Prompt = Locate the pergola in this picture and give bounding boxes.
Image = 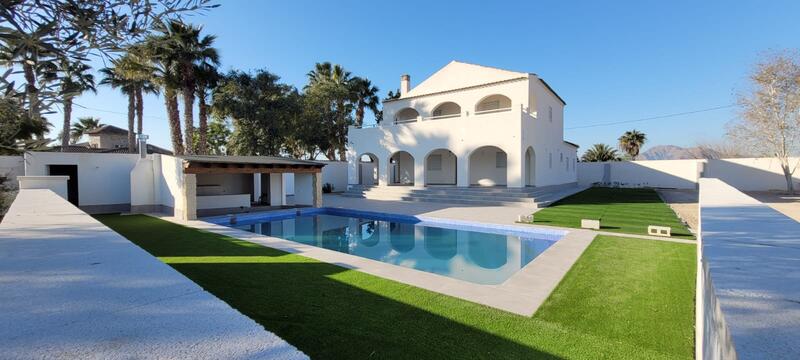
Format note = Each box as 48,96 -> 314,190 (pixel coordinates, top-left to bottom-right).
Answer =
178,155 -> 326,219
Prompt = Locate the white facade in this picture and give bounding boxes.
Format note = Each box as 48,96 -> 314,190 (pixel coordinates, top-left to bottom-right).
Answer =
348,61 -> 578,188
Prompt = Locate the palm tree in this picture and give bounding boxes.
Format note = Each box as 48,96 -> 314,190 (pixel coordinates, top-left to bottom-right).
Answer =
350,77 -> 380,128
151,20 -> 219,155
58,61 -> 96,151
194,63 -> 219,155
306,62 -> 352,88
618,129 -> 647,159
581,144 -> 621,162
144,22 -> 185,155
99,63 -> 137,152
69,117 -> 103,144
120,46 -> 160,139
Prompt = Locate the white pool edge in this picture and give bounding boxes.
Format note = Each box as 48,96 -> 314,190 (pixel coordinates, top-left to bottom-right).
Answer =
153,212 -> 595,316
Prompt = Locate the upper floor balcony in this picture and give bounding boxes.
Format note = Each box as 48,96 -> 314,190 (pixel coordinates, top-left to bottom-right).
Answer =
358,94 -> 533,129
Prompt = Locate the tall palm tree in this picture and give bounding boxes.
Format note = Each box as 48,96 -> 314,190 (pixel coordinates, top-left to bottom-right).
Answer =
59,61 -> 96,150
70,117 -> 103,144
306,62 -> 353,160
194,63 -> 219,155
120,46 -> 160,139
350,77 -> 380,128
581,144 -> 621,162
99,62 -> 137,152
618,129 -> 647,159
144,22 -> 185,155
152,20 -> 219,155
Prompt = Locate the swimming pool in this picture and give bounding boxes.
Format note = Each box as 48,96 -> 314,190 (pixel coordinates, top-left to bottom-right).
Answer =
208,208 -> 564,285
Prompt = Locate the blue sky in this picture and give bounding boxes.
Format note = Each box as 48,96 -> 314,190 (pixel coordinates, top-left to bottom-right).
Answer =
63,0 -> 800,154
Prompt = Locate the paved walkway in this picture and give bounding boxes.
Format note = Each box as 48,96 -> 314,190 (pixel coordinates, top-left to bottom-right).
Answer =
746,191 -> 800,222
0,190 -> 307,360
700,179 -> 800,358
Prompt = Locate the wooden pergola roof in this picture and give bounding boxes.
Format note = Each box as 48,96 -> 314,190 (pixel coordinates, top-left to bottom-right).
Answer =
181,155 -> 325,174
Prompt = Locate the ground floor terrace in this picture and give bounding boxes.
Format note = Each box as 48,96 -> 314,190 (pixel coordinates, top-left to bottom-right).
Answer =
352,145 -> 577,188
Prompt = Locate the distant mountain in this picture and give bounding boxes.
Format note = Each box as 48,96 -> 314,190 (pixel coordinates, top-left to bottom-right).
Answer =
637,145 -> 719,160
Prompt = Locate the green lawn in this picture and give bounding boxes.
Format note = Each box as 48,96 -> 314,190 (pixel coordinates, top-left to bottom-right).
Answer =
96,214 -> 695,360
532,187 -> 695,239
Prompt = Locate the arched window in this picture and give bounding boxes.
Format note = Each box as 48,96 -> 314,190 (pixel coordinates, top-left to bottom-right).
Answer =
395,108 -> 419,124
430,102 -> 461,119
475,94 -> 512,114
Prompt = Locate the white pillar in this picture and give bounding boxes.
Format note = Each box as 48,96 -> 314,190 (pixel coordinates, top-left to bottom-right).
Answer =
253,173 -> 262,203
269,173 -> 286,206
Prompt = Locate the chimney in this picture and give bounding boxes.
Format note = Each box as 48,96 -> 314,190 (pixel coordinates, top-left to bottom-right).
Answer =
137,134 -> 149,159
400,74 -> 410,96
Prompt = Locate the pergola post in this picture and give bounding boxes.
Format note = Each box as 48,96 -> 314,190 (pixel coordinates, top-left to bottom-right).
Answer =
312,171 -> 323,208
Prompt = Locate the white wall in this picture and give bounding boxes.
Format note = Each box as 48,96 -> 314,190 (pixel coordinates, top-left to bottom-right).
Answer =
577,157 -> 800,191
0,156 -> 24,190
468,147 -> 507,186
318,161 -> 348,192
17,176 -> 69,200
24,152 -> 139,208
196,173 -> 252,195
706,157 -> 800,191
424,150 -> 457,185
293,173 -> 313,205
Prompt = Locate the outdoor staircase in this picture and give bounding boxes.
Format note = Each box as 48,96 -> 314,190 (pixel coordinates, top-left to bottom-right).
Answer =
342,183 -> 586,208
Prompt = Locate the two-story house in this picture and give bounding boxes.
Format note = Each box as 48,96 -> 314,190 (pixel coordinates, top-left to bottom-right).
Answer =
347,61 -> 578,197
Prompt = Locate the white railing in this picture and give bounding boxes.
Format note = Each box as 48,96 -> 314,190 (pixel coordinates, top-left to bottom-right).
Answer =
423,113 -> 461,121
473,107 -> 512,116
394,116 -> 420,125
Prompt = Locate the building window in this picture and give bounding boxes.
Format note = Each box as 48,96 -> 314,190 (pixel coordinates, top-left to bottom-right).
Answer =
496,152 -> 507,168
428,154 -> 442,171
548,106 -> 553,122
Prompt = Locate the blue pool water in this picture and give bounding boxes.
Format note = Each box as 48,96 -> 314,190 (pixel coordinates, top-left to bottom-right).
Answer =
212,209 -> 563,285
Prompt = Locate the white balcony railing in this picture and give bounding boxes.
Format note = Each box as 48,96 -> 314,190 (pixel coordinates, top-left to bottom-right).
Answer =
423,113 -> 461,121
394,117 -> 419,125
473,107 -> 512,116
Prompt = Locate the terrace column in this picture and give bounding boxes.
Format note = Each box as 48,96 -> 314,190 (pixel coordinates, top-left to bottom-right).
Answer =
269,173 -> 286,206
252,173 -> 261,203
312,171 -> 323,207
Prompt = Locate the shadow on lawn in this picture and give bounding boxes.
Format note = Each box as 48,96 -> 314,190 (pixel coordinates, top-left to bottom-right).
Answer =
96,215 -> 562,360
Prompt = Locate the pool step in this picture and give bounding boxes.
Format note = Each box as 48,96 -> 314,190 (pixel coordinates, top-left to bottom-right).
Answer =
342,183 -> 586,208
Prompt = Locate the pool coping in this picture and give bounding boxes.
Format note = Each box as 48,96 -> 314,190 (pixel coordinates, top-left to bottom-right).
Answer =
154,210 -> 595,316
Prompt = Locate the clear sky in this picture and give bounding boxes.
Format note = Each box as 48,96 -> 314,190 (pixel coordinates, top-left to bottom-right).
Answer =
63,0 -> 800,154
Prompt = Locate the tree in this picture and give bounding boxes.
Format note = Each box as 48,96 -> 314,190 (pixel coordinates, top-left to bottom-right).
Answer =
195,62 -> 220,154
729,52 -> 800,193
192,117 -> 231,155
99,62 -> 137,152
155,20 -> 219,155
304,62 -> 354,160
0,0 -> 216,119
581,144 -> 621,162
0,95 -> 51,154
58,61 -> 95,150
144,23 -> 185,155
350,77 -> 380,128
119,46 -> 159,141
212,69 -> 298,156
618,129 -> 647,159
70,117 -> 103,144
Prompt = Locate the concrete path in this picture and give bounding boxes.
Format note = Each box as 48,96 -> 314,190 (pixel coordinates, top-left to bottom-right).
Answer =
700,179 -> 800,358
0,189 -> 307,360
746,191 -> 800,222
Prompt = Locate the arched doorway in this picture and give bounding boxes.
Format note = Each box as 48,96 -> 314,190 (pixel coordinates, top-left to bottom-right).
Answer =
525,147 -> 535,187
468,146 -> 507,187
358,153 -> 378,186
424,149 -> 457,186
388,151 -> 414,186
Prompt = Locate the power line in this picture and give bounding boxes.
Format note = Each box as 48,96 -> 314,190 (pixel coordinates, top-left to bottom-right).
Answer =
566,104 -> 736,130
73,102 -> 169,121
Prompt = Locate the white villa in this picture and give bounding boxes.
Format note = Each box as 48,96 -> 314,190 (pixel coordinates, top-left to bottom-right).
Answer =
348,61 -> 578,189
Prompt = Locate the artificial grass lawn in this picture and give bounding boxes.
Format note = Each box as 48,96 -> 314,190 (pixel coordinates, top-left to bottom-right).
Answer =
96,214 -> 695,360
533,187 -> 695,239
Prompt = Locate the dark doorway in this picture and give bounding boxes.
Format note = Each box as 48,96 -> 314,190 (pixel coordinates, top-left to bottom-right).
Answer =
48,165 -> 79,206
